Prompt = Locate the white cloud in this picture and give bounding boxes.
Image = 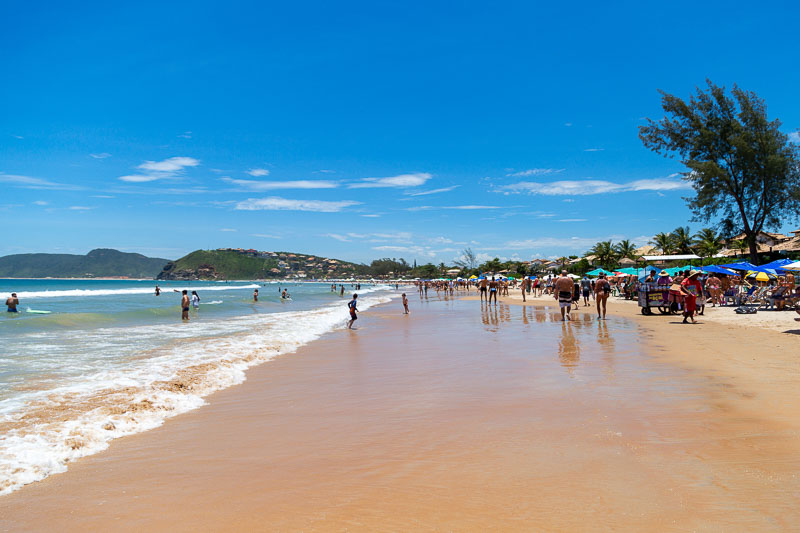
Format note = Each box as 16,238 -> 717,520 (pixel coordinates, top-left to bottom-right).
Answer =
558,218 -> 588,222
584,148 -> 604,152
0,173 -> 80,190
348,172 -> 431,188
316,169 -> 335,174
89,153 -> 112,159
68,206 -> 94,210
406,185 -> 460,196
177,131 -> 192,139
501,176 -> 690,196
219,228 -> 237,232
324,232 -> 413,243
222,178 -> 338,190
361,214 -> 381,218
506,168 -> 565,177
564,123 -> 573,127
250,233 -> 280,239
138,157 -> 199,172
12,135 -> 24,139
247,168 -> 270,177
119,156 -> 199,182
32,200 -> 48,206
235,197 -> 359,212
91,195 -> 115,198
789,131 -> 800,143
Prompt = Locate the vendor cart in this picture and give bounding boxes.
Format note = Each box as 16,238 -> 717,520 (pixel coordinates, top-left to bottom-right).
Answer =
637,281 -> 677,315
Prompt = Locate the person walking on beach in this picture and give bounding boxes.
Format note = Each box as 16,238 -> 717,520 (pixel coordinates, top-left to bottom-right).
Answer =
181,290 -> 190,321
594,273 -> 611,320
554,270 -> 574,321
253,289 -> 259,302
191,290 -> 200,310
680,270 -> 703,324
521,276 -> 529,302
402,293 -> 409,314
488,276 -> 499,305
347,294 -> 358,329
581,276 -> 591,306
6,293 -> 19,313
479,277 -> 488,302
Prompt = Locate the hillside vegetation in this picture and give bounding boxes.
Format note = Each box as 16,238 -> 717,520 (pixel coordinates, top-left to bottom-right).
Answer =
0,249 -> 169,278
158,250 -> 278,280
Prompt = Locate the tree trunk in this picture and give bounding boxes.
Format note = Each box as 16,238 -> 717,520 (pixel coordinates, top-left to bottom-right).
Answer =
747,232 -> 759,264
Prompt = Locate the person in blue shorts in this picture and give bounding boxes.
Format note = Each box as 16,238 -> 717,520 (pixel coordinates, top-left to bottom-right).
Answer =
6,293 -> 19,312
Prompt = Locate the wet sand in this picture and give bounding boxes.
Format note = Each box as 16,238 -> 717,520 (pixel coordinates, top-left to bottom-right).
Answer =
2,292 -> 800,531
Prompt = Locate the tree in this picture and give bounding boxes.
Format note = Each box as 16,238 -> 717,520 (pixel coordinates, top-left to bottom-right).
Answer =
453,247 -> 478,270
671,226 -> 694,254
693,228 -> 722,264
650,232 -> 675,255
588,241 -> 617,269
614,239 -> 637,260
639,80 -> 800,263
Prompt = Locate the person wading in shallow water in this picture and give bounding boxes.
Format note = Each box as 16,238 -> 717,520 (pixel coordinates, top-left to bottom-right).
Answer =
554,270 -> 574,321
181,290 -> 190,321
347,293 -> 359,329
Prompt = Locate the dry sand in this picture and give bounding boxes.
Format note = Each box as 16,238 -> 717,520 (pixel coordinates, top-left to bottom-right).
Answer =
1,290 -> 799,531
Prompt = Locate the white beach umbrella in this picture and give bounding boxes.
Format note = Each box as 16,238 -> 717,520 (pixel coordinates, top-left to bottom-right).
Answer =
782,261 -> 800,270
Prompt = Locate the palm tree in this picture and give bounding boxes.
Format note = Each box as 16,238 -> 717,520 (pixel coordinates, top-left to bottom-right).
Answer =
730,238 -> 749,257
671,226 -> 694,254
650,232 -> 675,255
614,239 -> 637,260
557,256 -> 569,268
589,241 -> 617,269
693,228 -> 722,264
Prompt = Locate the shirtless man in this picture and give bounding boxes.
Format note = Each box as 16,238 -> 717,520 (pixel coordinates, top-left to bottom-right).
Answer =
520,276 -> 529,302
479,277 -> 488,302
553,270 -> 574,321
6,293 -> 19,313
594,273 -> 611,320
488,276 -> 499,305
253,289 -> 258,302
181,290 -> 190,321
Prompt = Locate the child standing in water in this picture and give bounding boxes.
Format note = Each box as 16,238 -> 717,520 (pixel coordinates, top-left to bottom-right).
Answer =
402,293 -> 409,314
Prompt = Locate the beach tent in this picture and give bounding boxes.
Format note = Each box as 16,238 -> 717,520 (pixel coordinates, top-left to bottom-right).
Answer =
759,258 -> 795,273
585,268 -> 613,277
721,261 -> 761,272
701,265 -> 738,275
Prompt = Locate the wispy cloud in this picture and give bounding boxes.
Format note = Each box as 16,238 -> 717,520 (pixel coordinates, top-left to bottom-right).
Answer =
315,169 -> 335,174
789,131 -> 800,144
584,148 -> 604,152
11,135 -> 24,139
119,156 -> 200,182
68,205 -> 94,211
89,152 -> 112,159
501,176 -> 690,195
177,131 -> 192,139
0,173 -> 80,190
247,168 -> 269,177
348,172 -> 431,189
323,232 -> 413,243
406,185 -> 460,196
406,204 -> 503,211
222,177 -> 338,190
564,122 -> 573,127
32,200 -> 48,206
250,233 -> 280,239
219,228 -> 237,232
361,214 -> 381,218
558,218 -> 588,222
235,197 -> 359,212
505,168 -> 564,177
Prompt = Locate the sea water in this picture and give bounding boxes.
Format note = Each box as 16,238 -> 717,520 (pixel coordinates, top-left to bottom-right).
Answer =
0,279 -> 394,495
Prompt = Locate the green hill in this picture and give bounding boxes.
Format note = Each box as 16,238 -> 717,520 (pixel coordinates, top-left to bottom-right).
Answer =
0,248 -> 170,278
158,250 -> 277,280
158,249 -> 367,280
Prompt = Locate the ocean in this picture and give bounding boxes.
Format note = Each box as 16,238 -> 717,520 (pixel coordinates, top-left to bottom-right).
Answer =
0,278 -> 395,495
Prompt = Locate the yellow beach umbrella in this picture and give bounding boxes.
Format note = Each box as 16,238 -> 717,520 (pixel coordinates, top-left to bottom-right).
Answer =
746,270 -> 773,282
469,275 -> 478,279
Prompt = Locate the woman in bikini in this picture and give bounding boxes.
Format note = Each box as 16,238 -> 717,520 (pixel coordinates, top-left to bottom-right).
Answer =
594,273 -> 611,320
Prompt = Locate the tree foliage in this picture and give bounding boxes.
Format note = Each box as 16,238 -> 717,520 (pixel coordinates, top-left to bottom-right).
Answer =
639,80 -> 800,262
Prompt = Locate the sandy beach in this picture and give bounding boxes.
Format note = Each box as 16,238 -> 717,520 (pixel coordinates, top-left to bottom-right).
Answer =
2,290 -> 799,531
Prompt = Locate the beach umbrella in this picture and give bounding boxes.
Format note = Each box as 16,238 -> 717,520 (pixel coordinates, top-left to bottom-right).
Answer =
759,258 -> 795,273
721,261 -> 761,272
782,261 -> 800,271
469,275 -> 478,279
702,265 -> 737,276
746,270 -> 776,282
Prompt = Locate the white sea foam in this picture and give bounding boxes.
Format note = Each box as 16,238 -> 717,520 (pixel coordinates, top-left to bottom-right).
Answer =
15,284 -> 261,299
0,289 -> 394,496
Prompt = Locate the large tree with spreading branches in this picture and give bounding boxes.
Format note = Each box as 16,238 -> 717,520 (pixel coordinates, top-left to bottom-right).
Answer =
639,80 -> 800,263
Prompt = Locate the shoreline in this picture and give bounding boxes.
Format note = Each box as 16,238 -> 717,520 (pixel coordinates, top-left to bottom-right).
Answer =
2,292 -> 799,530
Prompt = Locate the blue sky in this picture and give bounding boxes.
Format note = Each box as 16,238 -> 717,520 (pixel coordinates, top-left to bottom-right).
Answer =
2,1 -> 799,264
